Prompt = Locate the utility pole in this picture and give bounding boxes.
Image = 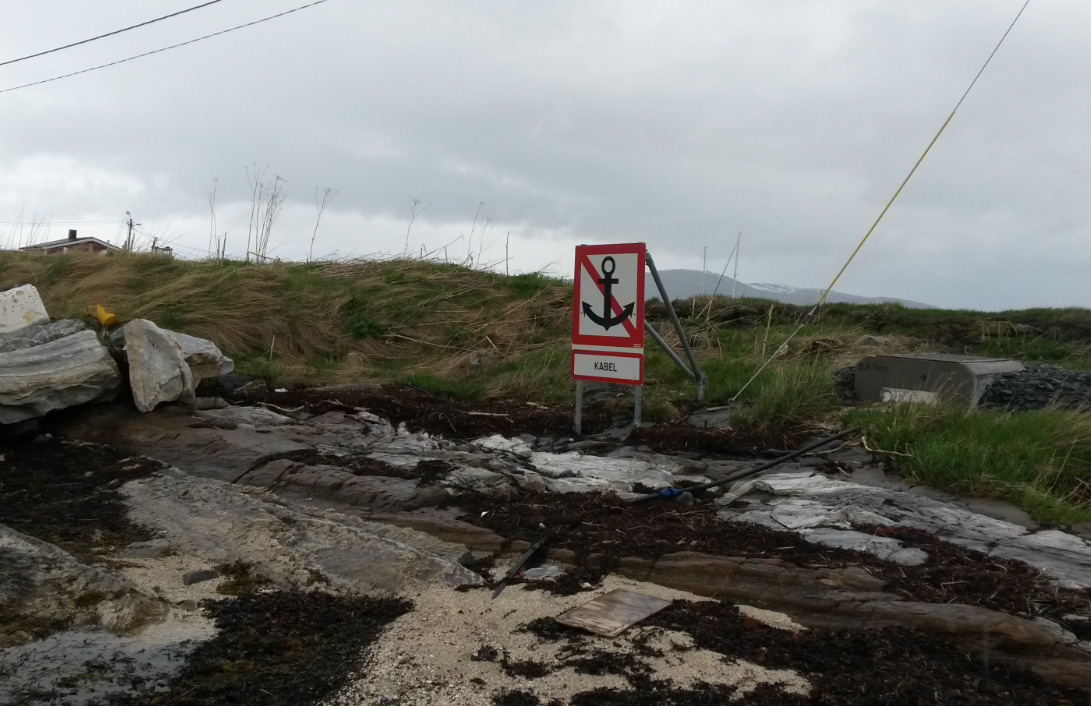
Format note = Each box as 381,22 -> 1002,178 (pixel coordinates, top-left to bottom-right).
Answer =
124,211 -> 141,252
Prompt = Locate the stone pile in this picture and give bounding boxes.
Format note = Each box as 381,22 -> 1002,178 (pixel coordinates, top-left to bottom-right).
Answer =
0,284 -> 233,424
836,362 -> 1091,412
980,364 -> 1091,412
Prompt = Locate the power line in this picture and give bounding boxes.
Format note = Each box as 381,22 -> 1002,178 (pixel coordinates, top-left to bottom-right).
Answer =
0,0 -> 331,95
0,1 -> 228,69
0,219 -> 128,225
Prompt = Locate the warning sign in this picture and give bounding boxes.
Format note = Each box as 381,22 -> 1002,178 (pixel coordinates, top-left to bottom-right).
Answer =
571,243 -> 645,349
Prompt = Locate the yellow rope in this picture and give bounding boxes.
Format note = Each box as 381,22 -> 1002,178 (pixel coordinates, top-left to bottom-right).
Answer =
729,1 -> 1031,403
814,109 -> 955,310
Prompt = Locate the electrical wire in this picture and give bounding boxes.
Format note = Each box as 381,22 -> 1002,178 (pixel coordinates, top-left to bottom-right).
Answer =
0,1 -> 228,69
0,219 -> 127,225
0,0 -> 331,95
729,0 -> 1032,404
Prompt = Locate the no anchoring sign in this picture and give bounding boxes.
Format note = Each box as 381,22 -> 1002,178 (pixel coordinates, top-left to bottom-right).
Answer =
571,243 -> 645,384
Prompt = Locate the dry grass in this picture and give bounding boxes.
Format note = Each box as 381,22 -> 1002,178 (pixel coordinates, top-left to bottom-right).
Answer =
0,251 -> 571,394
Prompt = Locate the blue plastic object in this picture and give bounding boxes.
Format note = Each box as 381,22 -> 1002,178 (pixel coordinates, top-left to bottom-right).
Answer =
657,487 -> 683,499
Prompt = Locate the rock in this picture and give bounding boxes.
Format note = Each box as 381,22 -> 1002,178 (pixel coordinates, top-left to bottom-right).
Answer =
162,330 -> 234,381
116,320 -> 195,413
122,468 -> 481,594
116,538 -> 172,559
0,319 -> 88,353
181,569 -> 220,586
687,407 -> 735,429
724,472 -> 1091,588
981,364 -> 1091,412
799,527 -> 929,566
0,525 -> 163,646
0,284 -> 49,334
0,329 -> 121,424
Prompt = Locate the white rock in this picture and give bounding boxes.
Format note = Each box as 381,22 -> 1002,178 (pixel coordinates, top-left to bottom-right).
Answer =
799,528 -> 929,566
162,329 -> 234,380
0,284 -> 49,333
0,329 -> 121,424
119,319 -> 195,413
726,471 -> 1091,587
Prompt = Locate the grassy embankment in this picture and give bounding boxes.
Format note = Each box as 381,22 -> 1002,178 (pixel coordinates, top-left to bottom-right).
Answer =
3,250 -> 1091,523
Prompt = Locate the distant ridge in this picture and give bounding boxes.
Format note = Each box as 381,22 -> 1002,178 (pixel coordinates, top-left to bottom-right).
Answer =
644,269 -> 935,309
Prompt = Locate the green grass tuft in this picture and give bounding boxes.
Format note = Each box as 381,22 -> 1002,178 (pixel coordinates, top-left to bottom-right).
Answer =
845,403 -> 1091,524
401,372 -> 486,402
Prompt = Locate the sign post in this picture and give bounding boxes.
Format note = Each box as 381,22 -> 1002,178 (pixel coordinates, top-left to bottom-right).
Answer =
571,243 -> 646,431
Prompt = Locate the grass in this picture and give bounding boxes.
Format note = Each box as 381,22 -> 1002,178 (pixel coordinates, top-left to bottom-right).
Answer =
6,249 -> 1091,522
401,372 -> 486,403
846,403 -> 1091,524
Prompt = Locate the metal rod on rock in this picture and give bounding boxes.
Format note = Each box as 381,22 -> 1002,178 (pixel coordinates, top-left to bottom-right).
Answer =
492,535 -> 550,598
628,427 -> 858,504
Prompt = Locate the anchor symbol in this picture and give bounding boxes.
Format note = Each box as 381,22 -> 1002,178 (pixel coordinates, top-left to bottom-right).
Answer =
582,256 -> 634,330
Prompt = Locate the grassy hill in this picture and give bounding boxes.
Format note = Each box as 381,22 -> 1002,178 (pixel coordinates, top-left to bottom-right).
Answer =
4,250 -> 1091,523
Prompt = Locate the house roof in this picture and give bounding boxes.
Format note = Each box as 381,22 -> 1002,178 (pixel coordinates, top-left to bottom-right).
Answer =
19,236 -> 120,251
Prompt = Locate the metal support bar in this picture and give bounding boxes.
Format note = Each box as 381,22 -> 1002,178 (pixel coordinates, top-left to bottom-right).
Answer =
643,320 -> 696,383
646,251 -> 706,399
574,379 -> 583,434
633,385 -> 642,427
647,252 -> 702,376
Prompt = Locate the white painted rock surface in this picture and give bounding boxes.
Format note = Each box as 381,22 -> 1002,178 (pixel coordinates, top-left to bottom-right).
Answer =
0,284 -> 49,334
724,472 -> 1091,588
0,329 -> 121,424
119,320 -> 195,413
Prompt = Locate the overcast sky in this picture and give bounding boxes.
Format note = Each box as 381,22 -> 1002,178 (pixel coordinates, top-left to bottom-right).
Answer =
0,0 -> 1086,310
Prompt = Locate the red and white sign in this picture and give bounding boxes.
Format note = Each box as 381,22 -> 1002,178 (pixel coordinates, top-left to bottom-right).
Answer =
571,243 -> 645,385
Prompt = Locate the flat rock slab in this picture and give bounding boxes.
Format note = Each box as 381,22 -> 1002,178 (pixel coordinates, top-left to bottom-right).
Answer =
723,472 -> 1091,588
0,525 -> 162,646
122,468 -> 481,595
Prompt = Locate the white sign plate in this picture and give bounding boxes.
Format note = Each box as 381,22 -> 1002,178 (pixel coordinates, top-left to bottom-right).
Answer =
571,349 -> 643,384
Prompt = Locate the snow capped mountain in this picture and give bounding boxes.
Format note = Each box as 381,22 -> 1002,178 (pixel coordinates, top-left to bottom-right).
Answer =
644,270 -> 935,309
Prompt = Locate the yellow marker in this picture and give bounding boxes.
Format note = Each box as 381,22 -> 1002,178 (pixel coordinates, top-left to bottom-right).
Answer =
87,304 -> 117,328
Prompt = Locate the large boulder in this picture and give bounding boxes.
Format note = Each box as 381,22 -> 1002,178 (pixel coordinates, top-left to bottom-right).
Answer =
163,330 -> 234,381
0,328 -> 121,424
117,319 -> 195,413
0,285 -> 49,334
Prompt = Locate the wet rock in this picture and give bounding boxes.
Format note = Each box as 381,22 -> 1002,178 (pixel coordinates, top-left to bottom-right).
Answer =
122,468 -> 480,594
0,284 -> 49,334
0,525 -> 163,646
799,528 -> 928,566
0,329 -> 121,424
181,569 -> 219,586
724,472 -> 1091,588
116,319 -> 195,413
